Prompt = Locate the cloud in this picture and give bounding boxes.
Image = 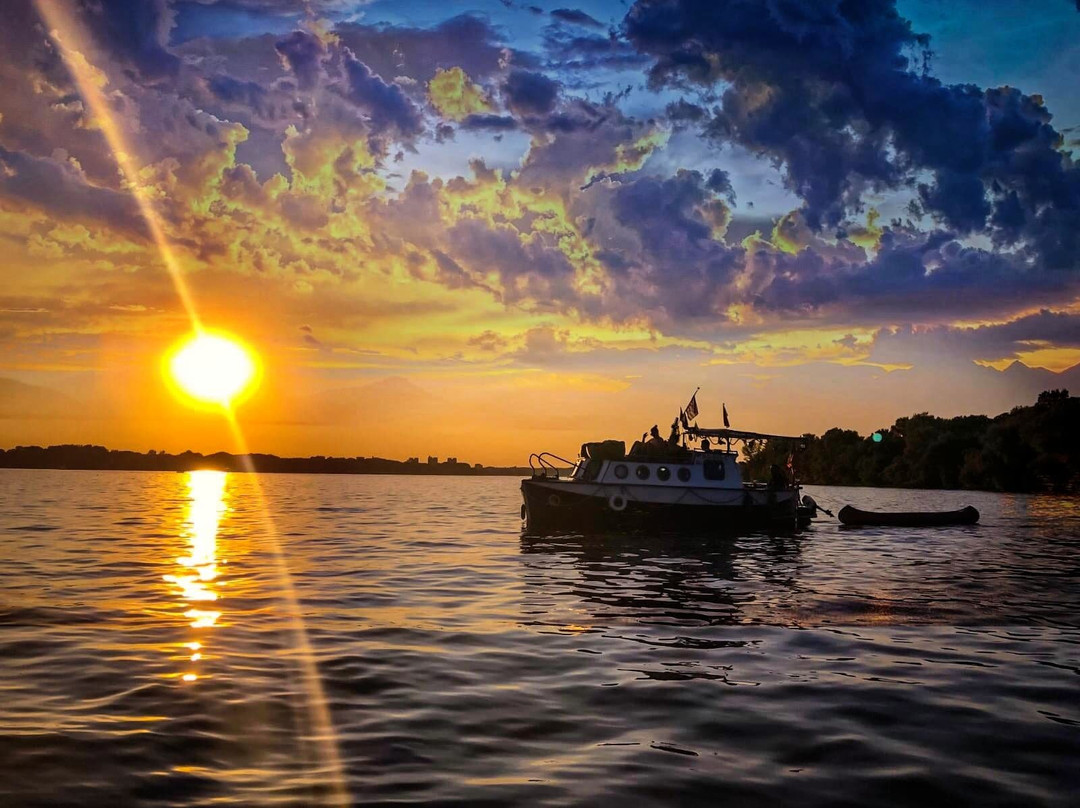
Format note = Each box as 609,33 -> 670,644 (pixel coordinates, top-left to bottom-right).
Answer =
80,0 -> 179,79
550,9 -> 604,28
1,0 -> 1078,381
461,113 -> 518,131
0,146 -> 145,237
623,0 -> 1080,278
516,100 -> 666,186
427,67 -> 492,122
870,310 -> 1080,366
340,49 -> 424,138
542,26 -> 648,71
334,15 -> 516,85
502,69 -> 560,117
467,330 -> 508,352
584,169 -> 741,324
274,30 -> 326,91
444,218 -> 580,309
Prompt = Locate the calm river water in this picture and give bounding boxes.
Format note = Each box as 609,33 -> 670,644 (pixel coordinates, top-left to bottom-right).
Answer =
0,469 -> 1077,806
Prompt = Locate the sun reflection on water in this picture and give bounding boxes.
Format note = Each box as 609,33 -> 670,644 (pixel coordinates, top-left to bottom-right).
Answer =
164,470 -> 227,682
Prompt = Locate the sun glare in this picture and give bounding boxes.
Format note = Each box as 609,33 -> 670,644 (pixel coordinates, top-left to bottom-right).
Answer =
166,332 -> 259,407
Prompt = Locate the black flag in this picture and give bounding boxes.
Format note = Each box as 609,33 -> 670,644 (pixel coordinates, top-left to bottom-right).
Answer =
684,393 -> 699,422
723,403 -> 730,428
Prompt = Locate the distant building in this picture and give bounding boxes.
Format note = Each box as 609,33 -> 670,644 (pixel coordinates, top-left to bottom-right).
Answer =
427,456 -> 438,464
473,463 -> 484,470
447,457 -> 458,464
406,457 -> 419,464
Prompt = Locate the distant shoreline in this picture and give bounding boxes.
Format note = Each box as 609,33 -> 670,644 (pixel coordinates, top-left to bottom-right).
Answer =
0,445 -> 531,477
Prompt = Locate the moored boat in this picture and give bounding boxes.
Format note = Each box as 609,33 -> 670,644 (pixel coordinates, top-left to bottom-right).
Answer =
521,409 -> 811,534
837,505 -> 980,527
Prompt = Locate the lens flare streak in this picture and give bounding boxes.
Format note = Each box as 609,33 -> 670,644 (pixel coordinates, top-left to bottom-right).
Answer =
33,3 -> 348,803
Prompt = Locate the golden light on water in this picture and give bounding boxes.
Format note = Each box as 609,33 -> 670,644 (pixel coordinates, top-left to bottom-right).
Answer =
165,332 -> 260,408
165,470 -> 227,682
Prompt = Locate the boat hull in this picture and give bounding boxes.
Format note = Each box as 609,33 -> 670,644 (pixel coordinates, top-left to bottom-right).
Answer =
837,505 -> 980,527
521,478 -> 800,534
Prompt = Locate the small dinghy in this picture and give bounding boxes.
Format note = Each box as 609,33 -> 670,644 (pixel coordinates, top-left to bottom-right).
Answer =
838,505 -> 979,527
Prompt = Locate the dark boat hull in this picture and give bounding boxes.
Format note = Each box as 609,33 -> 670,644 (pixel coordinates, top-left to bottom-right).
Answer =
837,505 -> 980,527
521,478 -> 800,534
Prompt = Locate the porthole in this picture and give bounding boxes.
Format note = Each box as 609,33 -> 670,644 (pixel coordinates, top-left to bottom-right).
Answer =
547,494 -> 561,507
657,466 -> 671,481
613,464 -> 629,479
635,465 -> 650,480
677,467 -> 692,482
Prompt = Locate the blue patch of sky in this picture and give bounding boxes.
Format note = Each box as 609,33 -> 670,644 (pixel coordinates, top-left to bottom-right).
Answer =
395,128 -> 534,183
357,0 -> 625,49
170,1 -> 303,44
898,0 -> 1080,128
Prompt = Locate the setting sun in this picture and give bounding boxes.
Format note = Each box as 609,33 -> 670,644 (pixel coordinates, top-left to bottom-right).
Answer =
166,332 -> 259,407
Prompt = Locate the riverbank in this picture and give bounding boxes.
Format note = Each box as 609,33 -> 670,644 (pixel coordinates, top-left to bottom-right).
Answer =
0,445 -> 529,476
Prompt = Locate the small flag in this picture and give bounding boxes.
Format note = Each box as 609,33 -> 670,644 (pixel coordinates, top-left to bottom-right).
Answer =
723,403 -> 730,428
684,393 -> 699,422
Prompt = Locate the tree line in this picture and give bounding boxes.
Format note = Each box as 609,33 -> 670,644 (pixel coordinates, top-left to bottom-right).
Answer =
743,390 -> 1079,493
0,446 -> 529,476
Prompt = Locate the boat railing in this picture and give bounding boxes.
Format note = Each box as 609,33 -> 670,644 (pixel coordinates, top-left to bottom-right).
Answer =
529,452 -> 576,479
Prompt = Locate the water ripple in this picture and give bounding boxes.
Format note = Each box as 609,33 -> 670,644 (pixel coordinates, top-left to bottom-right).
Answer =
0,470 -> 1078,806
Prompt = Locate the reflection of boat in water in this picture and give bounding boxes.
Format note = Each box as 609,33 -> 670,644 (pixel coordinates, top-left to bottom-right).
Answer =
522,418 -> 817,534
518,529 -> 807,629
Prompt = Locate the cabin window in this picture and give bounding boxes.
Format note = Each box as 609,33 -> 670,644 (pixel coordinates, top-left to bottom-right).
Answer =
613,464 -> 628,479
677,467 -> 691,482
657,466 -> 671,481
635,465 -> 650,480
703,458 -> 727,480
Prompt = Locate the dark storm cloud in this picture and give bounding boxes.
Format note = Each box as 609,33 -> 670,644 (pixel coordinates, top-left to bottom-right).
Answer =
2,0 -> 1077,343
623,0 -> 1080,279
665,99 -> 707,124
334,15 -> 517,85
550,9 -> 604,28
0,146 -> 145,237
461,114 -> 518,131
870,310 -> 1080,365
705,168 -> 735,203
206,74 -> 268,109
542,25 -> 648,71
78,0 -> 180,78
604,169 -> 742,319
514,99 -> 658,187
273,30 -> 325,91
0,2 -> 119,185
445,219 -> 581,310
340,50 -> 423,138
503,69 -> 560,117
750,227 -> 1076,322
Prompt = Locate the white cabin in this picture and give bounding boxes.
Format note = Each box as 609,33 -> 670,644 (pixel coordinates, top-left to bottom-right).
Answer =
570,451 -> 745,489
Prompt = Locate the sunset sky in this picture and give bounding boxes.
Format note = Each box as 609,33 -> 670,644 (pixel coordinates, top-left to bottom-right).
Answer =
1,0 -> 1079,464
